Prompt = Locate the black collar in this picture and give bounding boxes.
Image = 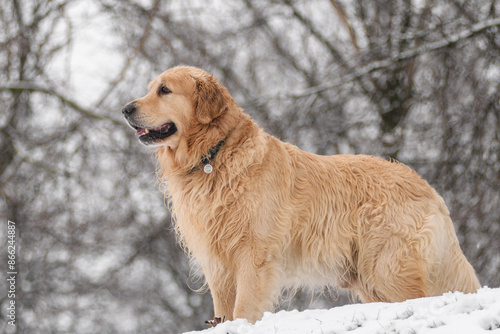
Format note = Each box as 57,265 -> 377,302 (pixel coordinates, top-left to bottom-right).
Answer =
199,137 -> 226,174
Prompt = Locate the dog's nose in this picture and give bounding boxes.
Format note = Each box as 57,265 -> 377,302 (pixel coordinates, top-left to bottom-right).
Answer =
122,103 -> 136,116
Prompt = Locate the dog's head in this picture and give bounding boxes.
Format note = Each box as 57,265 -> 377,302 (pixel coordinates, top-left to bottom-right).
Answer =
122,66 -> 231,149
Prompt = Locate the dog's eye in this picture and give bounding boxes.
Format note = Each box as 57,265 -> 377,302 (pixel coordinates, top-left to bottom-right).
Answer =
158,85 -> 171,95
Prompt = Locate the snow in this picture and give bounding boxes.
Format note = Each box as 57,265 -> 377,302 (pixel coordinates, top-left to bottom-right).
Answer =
184,287 -> 500,334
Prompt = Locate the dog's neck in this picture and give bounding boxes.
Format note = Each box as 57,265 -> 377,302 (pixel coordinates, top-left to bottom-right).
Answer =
156,110 -> 256,178
199,137 -> 227,174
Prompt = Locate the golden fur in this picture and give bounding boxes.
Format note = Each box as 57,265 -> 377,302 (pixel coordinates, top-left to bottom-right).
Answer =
123,66 -> 480,324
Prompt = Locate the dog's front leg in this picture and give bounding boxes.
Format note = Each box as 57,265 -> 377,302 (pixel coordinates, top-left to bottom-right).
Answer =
232,250 -> 280,324
204,263 -> 236,322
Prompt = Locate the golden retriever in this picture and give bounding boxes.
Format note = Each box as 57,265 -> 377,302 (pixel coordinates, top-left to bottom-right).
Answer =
122,66 -> 480,324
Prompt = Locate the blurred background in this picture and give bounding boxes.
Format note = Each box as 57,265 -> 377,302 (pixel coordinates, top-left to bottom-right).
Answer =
0,0 -> 499,333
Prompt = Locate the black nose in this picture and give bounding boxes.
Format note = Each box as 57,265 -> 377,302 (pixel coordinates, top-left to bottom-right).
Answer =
122,103 -> 136,116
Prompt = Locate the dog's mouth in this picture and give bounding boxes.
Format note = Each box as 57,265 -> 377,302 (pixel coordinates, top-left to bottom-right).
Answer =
132,122 -> 177,144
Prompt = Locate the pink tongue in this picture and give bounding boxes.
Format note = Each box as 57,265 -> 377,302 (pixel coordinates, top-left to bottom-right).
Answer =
135,124 -> 171,136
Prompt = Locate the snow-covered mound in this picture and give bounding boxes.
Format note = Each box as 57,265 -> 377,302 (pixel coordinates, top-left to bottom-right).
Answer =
184,287 -> 500,334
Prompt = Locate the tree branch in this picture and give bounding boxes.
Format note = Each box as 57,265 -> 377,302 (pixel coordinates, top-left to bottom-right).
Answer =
0,81 -> 122,124
289,17 -> 500,99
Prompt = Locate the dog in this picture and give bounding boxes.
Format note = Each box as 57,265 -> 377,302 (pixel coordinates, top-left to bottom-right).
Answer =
122,66 -> 480,324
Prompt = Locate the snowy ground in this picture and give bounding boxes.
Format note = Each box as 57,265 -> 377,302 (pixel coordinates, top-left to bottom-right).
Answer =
184,287 -> 500,334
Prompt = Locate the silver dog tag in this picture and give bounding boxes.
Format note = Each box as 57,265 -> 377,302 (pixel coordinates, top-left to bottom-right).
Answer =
203,163 -> 213,174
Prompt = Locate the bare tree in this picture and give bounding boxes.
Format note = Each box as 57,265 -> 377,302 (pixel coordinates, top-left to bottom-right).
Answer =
1,0 -> 499,333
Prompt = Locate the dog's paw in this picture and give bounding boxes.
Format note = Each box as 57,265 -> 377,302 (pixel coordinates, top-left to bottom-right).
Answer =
205,316 -> 225,327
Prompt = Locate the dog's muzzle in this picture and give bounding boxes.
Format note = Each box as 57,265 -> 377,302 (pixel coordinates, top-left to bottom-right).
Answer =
121,103 -> 177,145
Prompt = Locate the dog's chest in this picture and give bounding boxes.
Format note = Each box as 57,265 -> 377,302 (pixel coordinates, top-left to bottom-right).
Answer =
168,175 -> 246,252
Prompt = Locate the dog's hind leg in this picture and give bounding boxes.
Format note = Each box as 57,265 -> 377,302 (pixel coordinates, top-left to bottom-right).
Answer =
357,235 -> 429,303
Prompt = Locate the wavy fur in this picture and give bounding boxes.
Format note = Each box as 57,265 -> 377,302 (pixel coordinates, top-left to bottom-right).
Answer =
126,66 -> 480,324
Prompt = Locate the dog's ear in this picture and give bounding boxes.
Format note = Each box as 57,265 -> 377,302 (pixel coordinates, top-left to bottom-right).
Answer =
195,74 -> 228,124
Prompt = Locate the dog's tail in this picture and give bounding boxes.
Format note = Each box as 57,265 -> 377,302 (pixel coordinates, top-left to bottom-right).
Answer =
447,248 -> 480,293
429,239 -> 481,296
